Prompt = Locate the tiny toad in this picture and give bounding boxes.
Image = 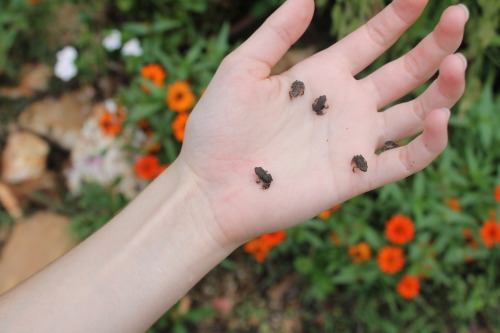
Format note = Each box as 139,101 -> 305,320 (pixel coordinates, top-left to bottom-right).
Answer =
312,95 -> 329,115
382,141 -> 399,151
289,80 -> 305,100
254,167 -> 273,189
351,155 -> 368,172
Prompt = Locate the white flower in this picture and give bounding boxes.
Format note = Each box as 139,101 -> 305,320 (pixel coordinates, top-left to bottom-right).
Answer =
54,58 -> 78,81
66,114 -> 142,199
56,46 -> 78,62
102,29 -> 122,51
121,38 -> 142,56
55,46 -> 78,81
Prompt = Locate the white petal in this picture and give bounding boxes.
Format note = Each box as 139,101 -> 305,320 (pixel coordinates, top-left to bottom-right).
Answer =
56,46 -> 78,62
55,60 -> 78,81
121,38 -> 143,56
102,30 -> 122,51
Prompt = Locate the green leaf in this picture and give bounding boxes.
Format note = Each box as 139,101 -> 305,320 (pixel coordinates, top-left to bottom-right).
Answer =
150,19 -> 181,34
172,321 -> 188,333
477,86 -> 494,148
128,102 -> 163,122
443,247 -> 466,265
364,228 -> 383,248
215,22 -> 230,54
185,41 -> 204,64
123,22 -> 150,36
219,258 -> 237,271
412,172 -> 425,201
332,266 -> 357,284
116,0 -> 134,12
294,256 -> 313,274
183,307 -> 213,323
298,229 -> 325,248
164,137 -> 180,164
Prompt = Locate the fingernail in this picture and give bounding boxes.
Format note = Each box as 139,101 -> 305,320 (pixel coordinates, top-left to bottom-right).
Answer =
441,108 -> 451,119
457,4 -> 469,21
455,52 -> 468,69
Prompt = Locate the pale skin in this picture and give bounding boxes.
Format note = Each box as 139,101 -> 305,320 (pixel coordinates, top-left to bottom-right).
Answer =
0,0 -> 468,332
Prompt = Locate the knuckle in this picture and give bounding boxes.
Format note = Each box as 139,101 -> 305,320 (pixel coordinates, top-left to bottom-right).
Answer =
398,147 -> 418,172
403,51 -> 427,82
365,21 -> 391,48
412,96 -> 427,122
267,20 -> 294,48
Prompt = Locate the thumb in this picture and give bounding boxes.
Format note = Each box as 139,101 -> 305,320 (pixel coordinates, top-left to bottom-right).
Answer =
232,0 -> 314,78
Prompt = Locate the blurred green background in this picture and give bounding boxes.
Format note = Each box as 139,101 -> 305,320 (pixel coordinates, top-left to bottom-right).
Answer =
0,0 -> 499,331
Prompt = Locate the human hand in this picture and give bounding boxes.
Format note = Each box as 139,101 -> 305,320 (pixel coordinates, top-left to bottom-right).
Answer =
178,0 -> 468,246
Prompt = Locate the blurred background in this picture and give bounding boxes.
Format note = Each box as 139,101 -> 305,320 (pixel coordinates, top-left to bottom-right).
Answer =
0,0 -> 499,331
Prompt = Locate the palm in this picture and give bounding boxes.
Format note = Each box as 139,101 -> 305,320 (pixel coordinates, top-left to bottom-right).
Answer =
179,0 -> 468,243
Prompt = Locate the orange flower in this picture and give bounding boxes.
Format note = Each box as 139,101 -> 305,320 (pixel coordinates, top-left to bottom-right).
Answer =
385,214 -> 415,245
243,231 -> 286,263
317,204 -> 342,219
396,275 -> 420,300
140,64 -> 166,87
98,109 -> 125,136
172,113 -> 189,142
317,210 -> 331,220
27,0 -> 41,3
479,220 -> 500,248
348,242 -> 372,263
260,231 -> 286,247
495,184 -> 500,203
377,245 -> 405,274
167,80 -> 195,112
134,155 -> 162,180
447,198 -> 461,211
243,239 -> 270,263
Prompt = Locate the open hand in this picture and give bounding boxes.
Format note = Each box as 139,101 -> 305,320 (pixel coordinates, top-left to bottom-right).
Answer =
179,0 -> 468,245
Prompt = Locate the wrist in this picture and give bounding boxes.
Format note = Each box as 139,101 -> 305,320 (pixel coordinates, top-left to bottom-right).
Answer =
150,158 -> 239,266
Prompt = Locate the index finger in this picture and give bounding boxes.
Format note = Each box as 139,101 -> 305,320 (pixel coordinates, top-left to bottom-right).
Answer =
330,0 -> 429,75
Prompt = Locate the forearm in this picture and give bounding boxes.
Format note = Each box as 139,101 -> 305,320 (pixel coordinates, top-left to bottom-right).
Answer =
0,159 -> 235,333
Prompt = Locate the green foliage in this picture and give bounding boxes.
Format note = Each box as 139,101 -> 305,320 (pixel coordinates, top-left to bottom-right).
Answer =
0,210 -> 14,228
65,181 -> 128,240
329,0 -> 386,40
0,0 -> 50,78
